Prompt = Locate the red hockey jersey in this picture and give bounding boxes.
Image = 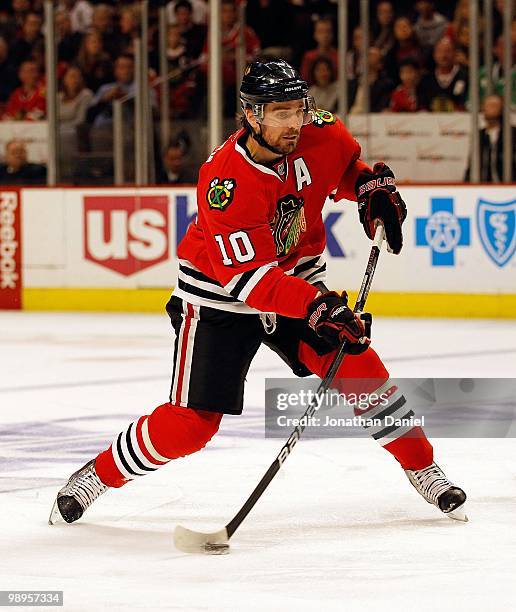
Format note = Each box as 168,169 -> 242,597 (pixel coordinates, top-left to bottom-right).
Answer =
175,110 -> 369,318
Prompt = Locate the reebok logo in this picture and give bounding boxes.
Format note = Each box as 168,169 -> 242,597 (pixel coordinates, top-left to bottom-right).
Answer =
0,190 -> 22,310
0,192 -> 19,290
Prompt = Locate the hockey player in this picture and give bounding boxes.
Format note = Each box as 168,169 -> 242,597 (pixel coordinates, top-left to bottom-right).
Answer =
49,59 -> 467,527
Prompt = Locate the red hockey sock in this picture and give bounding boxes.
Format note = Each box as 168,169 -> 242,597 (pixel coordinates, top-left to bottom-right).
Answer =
95,403 -> 223,488
383,427 -> 434,470
298,342 -> 433,470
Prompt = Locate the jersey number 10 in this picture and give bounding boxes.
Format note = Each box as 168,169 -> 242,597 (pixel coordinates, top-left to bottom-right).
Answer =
214,231 -> 256,265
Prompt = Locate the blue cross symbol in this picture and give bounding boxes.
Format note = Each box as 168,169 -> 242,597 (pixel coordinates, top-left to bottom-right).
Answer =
416,198 -> 470,266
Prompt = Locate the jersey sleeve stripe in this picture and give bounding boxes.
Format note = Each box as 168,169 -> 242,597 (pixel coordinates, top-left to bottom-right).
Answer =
227,269 -> 258,298
226,262 -> 278,301
179,263 -> 224,287
178,269 -> 236,298
234,263 -> 278,302
303,263 -> 327,283
224,270 -> 244,293
291,255 -> 322,276
177,278 -> 238,303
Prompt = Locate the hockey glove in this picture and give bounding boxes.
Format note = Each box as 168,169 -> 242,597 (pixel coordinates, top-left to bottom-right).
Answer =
306,291 -> 372,353
355,162 -> 407,254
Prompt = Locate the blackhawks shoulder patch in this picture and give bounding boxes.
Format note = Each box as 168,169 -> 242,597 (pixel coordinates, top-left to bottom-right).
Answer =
206,177 -> 237,211
313,109 -> 336,128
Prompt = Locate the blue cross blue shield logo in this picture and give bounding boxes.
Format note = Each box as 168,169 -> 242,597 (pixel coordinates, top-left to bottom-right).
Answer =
477,199 -> 516,268
416,197 -> 470,266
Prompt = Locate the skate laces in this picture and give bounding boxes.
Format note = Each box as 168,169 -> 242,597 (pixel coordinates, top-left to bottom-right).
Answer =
64,463 -> 107,511
408,462 -> 454,506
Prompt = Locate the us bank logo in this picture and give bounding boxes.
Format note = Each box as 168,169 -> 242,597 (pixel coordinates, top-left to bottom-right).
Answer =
477,199 -> 516,267
84,195 -> 169,276
416,197 -> 470,266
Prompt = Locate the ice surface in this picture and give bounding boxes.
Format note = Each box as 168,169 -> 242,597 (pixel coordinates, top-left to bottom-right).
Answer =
0,312 -> 515,611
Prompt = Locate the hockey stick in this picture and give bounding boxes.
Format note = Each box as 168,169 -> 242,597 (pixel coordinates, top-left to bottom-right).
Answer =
174,225 -> 386,554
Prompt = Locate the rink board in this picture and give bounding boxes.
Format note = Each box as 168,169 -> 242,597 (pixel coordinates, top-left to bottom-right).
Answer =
1,185 -> 515,316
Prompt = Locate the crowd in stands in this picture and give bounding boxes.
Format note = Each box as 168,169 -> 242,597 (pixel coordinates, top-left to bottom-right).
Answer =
0,0 -> 514,184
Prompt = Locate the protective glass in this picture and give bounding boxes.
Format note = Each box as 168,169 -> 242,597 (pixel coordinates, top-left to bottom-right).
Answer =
251,96 -> 317,128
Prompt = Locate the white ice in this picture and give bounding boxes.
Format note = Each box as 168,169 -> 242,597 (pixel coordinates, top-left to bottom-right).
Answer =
0,312 -> 515,611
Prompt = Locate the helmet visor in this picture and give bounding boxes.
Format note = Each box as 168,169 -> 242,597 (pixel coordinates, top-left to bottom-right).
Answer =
250,96 -> 317,128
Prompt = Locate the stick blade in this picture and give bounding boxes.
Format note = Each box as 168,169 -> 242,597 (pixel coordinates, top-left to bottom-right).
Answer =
173,525 -> 230,554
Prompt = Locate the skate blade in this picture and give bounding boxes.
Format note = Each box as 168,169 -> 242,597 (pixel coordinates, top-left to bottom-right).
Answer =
173,525 -> 229,554
446,502 -> 468,522
48,499 -> 62,525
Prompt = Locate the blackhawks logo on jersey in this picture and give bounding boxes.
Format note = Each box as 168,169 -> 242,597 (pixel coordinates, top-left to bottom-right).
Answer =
271,194 -> 307,257
206,177 -> 237,211
313,109 -> 336,128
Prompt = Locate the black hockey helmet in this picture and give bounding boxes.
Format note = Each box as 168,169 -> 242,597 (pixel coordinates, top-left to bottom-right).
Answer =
240,59 -> 309,106
240,59 -> 316,126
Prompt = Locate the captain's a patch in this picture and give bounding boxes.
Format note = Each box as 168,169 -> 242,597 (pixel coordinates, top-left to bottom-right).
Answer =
206,177 -> 237,211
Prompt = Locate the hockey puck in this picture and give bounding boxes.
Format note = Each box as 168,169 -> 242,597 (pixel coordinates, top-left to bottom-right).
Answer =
204,542 -> 230,555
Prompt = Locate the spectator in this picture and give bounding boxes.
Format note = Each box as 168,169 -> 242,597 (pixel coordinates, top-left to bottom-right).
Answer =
346,25 -> 363,82
175,0 -> 206,61
58,0 -> 94,35
308,56 -> 338,113
166,0 -> 207,26
0,37 -> 18,111
59,65 -> 93,127
0,0 -> 31,41
221,0 -> 260,115
454,22 -> 472,69
390,58 -> 423,112
157,137 -> 196,184
490,0 -> 516,42
31,38 -> 56,81
87,53 -> 135,126
245,0 -> 292,60
479,35 -> 516,109
372,1 -> 395,59
10,12 -> 44,68
2,59 -> 46,120
446,0 -> 469,43
200,0 -> 260,117
166,24 -> 188,70
165,24 -> 202,118
118,4 -> 140,56
91,4 -> 118,58
0,139 -> 46,185
465,94 -> 516,182
414,1 -> 448,51
350,46 -> 395,114
300,17 -> 338,85
76,29 -> 113,92
11,0 -> 31,27
419,36 -> 468,111
384,16 -> 424,82
56,9 -> 83,63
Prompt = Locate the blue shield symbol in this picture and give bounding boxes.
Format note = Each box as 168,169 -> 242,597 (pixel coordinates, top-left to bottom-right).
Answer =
477,199 -> 516,267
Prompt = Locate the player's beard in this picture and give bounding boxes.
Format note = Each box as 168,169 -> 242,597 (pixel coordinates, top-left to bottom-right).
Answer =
261,126 -> 300,155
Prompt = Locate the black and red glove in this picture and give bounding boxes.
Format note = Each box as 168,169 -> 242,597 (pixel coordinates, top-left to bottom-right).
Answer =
306,291 -> 372,353
355,162 -> 407,254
